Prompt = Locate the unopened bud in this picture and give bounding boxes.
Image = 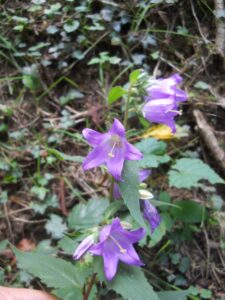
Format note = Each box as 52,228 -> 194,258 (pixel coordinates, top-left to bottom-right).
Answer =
139,189 -> 154,200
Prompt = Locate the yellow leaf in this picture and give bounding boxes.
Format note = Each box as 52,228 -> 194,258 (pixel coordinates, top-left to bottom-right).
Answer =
142,124 -> 174,140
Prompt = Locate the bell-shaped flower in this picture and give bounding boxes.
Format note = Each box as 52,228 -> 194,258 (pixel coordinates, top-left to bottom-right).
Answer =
145,73 -> 187,103
82,119 -> 143,181
89,218 -> 145,281
142,98 -> 179,133
141,199 -> 161,234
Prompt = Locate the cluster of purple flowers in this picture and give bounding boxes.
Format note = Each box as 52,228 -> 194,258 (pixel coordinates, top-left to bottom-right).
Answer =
73,74 -> 187,281
142,74 -> 187,133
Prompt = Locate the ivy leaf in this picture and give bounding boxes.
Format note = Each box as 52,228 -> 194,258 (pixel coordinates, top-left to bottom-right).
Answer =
108,86 -> 127,104
135,138 -> 170,168
13,248 -> 83,293
45,214 -> 67,239
68,198 -> 109,229
169,158 -> 224,189
119,161 -> 145,227
63,20 -> 80,33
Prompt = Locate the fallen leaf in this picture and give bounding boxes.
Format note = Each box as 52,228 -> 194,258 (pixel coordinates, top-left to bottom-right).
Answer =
142,124 -> 174,140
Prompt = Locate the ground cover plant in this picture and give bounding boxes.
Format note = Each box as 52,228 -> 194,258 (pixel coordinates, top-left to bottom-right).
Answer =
0,0 -> 225,299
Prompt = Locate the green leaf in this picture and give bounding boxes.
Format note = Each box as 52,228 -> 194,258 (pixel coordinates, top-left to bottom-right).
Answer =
129,69 -> 142,85
13,248 -> 83,293
63,20 -> 80,33
53,287 -> 82,300
118,161 -> 145,227
45,214 -> 67,239
94,257 -> 158,300
135,138 -> 170,168
169,158 -> 224,189
170,200 -> 206,223
108,86 -> 127,104
68,198 -> 109,229
158,290 -> 190,300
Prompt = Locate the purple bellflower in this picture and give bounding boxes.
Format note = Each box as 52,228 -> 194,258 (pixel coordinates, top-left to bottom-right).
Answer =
142,98 -> 179,133
142,74 -> 187,133
113,169 -> 151,199
141,199 -> 161,234
90,218 -> 145,280
145,73 -> 187,103
82,119 -> 143,181
73,218 -> 145,281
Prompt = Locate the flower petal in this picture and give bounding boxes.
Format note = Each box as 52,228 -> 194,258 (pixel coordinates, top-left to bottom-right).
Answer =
89,241 -> 104,256
83,142 -> 110,170
109,118 -> 125,138
121,227 -> 146,244
118,245 -> 144,266
82,128 -> 106,146
125,142 -> 143,161
142,98 -> 177,133
138,169 -> 151,182
102,242 -> 119,281
106,148 -> 125,181
73,235 -> 95,260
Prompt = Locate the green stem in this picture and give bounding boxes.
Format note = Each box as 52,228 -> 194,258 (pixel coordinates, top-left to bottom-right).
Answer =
109,176 -> 115,202
123,84 -> 132,128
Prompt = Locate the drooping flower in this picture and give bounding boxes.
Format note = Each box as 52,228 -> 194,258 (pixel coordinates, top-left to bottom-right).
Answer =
73,218 -> 145,281
145,73 -> 187,103
142,98 -> 179,133
89,218 -> 145,281
82,119 -> 143,181
141,199 -> 161,234
73,234 -> 95,260
113,169 -> 151,199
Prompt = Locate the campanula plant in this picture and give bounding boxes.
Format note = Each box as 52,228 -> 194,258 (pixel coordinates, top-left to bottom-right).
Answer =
70,69 -> 188,299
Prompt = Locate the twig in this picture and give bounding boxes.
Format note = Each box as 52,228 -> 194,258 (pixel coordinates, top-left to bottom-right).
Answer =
191,0 -> 209,44
214,0 -> 225,58
193,109 -> 225,175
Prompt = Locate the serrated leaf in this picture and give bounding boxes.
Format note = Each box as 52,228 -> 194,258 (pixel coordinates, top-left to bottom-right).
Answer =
135,138 -> 170,168
129,69 -> 142,84
118,161 -> 145,227
13,248 -> 83,291
170,200 -> 206,223
158,290 -> 190,300
169,158 -> 224,189
108,86 -> 127,104
68,198 -> 109,229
